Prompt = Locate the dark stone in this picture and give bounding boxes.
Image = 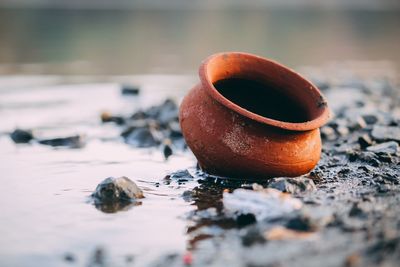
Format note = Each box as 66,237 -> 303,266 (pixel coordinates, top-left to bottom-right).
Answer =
371,125 -> 400,142
163,143 -> 173,160
377,184 -> 391,193
358,134 -> 373,149
10,129 -> 34,143
100,112 -> 125,125
38,135 -> 84,148
63,253 -> 75,262
124,127 -> 159,148
121,84 -> 140,95
362,114 -> 379,125
348,203 -> 367,218
92,176 -> 144,204
286,216 -> 316,232
182,190 -> 193,202
169,169 -> 193,180
241,228 -> 266,247
268,177 -> 316,194
236,213 -> 256,227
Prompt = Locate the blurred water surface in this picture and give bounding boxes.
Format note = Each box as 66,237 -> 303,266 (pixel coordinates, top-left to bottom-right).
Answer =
0,8 -> 399,75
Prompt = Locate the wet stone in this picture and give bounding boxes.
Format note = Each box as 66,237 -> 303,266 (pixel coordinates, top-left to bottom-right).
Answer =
168,169 -> 194,180
124,127 -> 159,148
371,125 -> 400,142
100,111 -> 125,125
366,141 -> 399,155
121,84 -> 140,95
10,129 -> 34,143
162,140 -> 173,160
92,176 -> 144,204
63,253 -> 76,262
267,177 -> 316,194
38,135 -> 85,148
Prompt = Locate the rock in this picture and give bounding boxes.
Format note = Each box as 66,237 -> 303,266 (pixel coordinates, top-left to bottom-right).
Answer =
223,188 -> 302,221
362,114 -> 379,125
371,125 -> 400,142
264,226 -> 316,240
268,177 -> 316,194
348,116 -> 367,131
377,184 -> 391,193
100,111 -> 125,125
63,253 -> 76,262
358,134 -> 373,149
336,125 -> 350,137
156,99 -> 179,125
124,127 -> 159,148
121,84 -> 140,95
320,126 -> 336,141
92,176 -> 144,204
286,216 -> 317,232
10,129 -> 34,143
168,169 -> 193,180
241,227 -> 266,246
348,203 -> 368,218
162,139 -> 173,160
367,141 -> 399,155
38,135 -> 85,148
236,213 -> 257,227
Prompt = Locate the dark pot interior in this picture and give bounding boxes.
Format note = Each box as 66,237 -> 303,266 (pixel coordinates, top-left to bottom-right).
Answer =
200,52 -> 330,130
213,78 -> 309,123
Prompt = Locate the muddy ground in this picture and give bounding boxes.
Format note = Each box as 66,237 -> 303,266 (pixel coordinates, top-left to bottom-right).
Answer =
2,65 -> 399,267
148,67 -> 400,267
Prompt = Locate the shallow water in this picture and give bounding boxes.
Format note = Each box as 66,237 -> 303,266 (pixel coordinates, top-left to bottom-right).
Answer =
0,75 -> 201,267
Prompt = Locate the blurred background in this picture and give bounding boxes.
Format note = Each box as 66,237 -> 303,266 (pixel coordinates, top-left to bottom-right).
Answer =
0,0 -> 399,75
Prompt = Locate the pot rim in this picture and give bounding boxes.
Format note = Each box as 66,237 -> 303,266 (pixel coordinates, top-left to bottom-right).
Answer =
199,52 -> 330,131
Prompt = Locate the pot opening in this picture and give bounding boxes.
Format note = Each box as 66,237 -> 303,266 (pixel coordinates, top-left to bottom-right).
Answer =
201,52 -> 329,130
214,78 -> 309,123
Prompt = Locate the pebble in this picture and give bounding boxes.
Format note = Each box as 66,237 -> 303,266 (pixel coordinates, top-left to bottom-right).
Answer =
91,176 -> 144,203
362,114 -> 379,125
267,177 -> 316,194
371,125 -> 400,142
223,188 -> 302,221
163,139 -> 173,160
10,129 -> 34,143
38,135 -> 85,148
121,84 -> 140,95
100,111 -> 125,125
124,127 -> 159,148
358,134 -> 373,149
366,141 -> 399,155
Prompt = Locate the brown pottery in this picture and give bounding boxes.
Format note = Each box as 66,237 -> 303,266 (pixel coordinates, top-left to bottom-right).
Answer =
179,52 -> 330,179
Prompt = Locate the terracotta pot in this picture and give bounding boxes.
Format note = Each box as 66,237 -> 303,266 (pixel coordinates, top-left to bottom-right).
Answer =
179,52 -> 330,179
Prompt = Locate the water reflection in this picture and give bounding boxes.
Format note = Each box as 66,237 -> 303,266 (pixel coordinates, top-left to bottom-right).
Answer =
0,9 -> 399,75
93,200 -> 142,213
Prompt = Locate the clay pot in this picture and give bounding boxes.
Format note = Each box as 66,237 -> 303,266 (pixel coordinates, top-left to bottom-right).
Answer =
179,52 -> 330,179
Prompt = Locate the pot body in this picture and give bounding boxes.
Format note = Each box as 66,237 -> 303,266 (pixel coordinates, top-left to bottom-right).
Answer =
179,52 -> 329,179
180,84 -> 321,178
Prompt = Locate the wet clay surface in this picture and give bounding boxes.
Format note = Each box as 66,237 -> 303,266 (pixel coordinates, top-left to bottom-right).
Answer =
1,67 -> 400,267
